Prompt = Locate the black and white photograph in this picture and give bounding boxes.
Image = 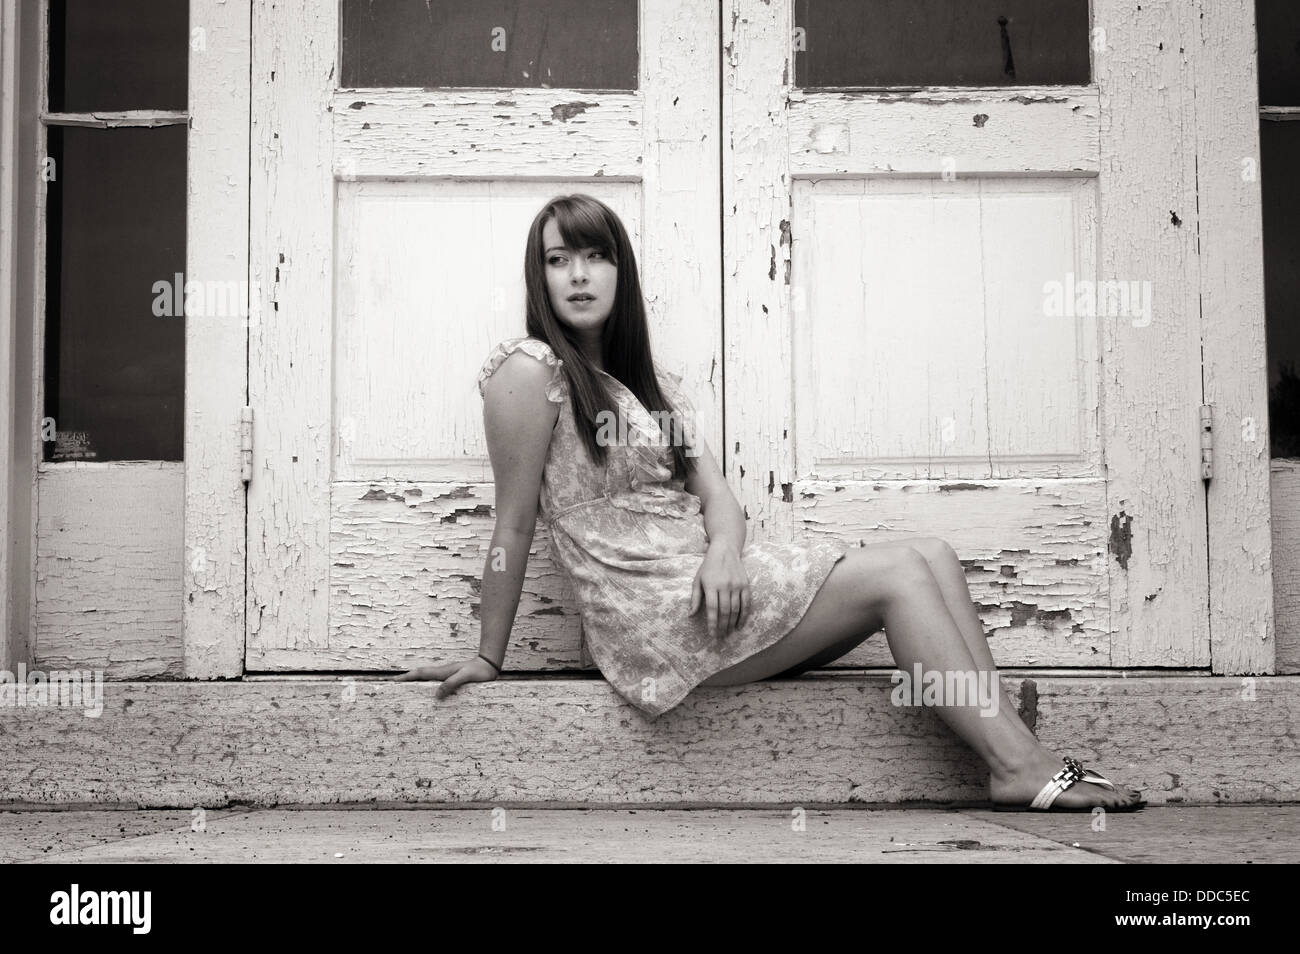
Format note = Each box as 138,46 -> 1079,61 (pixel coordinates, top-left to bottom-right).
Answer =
0,0 -> 1295,901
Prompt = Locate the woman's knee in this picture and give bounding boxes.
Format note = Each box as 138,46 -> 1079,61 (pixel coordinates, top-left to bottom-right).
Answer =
907,535 -> 960,569
853,544 -> 935,613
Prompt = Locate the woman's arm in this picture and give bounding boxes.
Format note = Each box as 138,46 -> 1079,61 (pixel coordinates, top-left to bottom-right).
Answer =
684,435 -> 750,636
478,353 -> 563,669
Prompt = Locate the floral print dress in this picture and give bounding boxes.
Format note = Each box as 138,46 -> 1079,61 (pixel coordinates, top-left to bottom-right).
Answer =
477,336 -> 850,719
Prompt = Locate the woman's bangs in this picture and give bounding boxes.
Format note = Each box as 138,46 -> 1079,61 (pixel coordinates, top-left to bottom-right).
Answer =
553,201 -> 619,263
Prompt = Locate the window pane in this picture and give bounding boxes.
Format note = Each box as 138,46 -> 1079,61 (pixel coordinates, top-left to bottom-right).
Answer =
48,0 -> 188,112
794,0 -> 1091,88
340,0 -> 638,89
1262,119 -> 1300,458
1257,0 -> 1300,106
44,126 -> 186,462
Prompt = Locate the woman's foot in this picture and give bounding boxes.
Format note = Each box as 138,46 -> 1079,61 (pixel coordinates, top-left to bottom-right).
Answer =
989,748 -> 1144,810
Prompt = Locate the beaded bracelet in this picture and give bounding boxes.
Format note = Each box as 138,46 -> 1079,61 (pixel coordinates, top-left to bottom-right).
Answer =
478,653 -> 502,674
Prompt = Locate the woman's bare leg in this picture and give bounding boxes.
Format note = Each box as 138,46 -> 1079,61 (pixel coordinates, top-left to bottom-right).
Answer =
765,535 -> 996,679
701,545 -> 1142,809
865,536 -> 1024,737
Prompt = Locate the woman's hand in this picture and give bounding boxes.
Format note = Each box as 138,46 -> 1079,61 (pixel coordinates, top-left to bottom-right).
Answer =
690,542 -> 751,638
392,656 -> 499,699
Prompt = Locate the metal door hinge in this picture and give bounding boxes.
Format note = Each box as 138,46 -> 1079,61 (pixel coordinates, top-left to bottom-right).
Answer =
1200,404 -> 1212,481
240,406 -> 253,484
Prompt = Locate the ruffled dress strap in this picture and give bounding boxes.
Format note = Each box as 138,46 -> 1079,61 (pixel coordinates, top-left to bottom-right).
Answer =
477,336 -> 569,405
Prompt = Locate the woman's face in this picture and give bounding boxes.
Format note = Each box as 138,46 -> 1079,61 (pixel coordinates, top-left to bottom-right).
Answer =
542,217 -> 617,332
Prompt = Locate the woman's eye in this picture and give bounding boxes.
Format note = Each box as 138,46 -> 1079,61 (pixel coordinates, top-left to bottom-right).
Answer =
547,256 -> 565,265
589,250 -> 604,259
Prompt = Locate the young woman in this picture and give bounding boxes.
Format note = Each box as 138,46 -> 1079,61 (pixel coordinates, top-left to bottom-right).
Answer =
397,193 -> 1146,813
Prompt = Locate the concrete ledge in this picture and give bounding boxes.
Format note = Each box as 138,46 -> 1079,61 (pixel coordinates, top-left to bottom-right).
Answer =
1,673 -> 1295,807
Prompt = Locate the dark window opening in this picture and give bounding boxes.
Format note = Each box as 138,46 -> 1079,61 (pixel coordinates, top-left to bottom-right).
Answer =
1258,0 -> 1300,458
340,0 -> 639,90
43,126 -> 187,462
793,0 -> 1091,88
44,0 -> 189,463
47,0 -> 188,112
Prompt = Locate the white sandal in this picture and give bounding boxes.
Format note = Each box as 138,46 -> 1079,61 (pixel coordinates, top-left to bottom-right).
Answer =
993,756 -> 1146,812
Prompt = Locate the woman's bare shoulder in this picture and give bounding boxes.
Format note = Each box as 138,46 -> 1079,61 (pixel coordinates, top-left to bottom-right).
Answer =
479,337 -> 568,405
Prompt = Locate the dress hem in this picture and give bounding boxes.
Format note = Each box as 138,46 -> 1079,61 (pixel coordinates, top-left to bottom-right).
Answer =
619,542 -> 854,720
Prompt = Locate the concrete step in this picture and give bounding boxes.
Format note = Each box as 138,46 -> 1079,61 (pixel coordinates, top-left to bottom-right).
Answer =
1,672 -> 1296,807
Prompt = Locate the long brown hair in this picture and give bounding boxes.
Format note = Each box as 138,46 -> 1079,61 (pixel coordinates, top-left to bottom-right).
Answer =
521,194 -> 696,481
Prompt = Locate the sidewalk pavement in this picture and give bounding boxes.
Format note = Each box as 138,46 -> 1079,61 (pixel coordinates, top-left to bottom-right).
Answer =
1,805 -> 1295,863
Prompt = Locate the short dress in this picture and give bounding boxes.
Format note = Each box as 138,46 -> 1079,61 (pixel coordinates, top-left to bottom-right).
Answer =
477,335 -> 851,720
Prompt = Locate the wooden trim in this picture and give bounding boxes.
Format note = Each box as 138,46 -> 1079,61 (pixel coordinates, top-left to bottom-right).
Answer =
635,0 -> 723,479
40,110 -> 189,127
1197,0 -> 1275,674
27,0 -> 46,669
721,0 -> 795,544
1,0 -> 41,672
0,0 -> 20,670
333,89 -> 641,178
248,0 -> 339,658
183,0 -> 250,678
786,87 -> 1100,176
1094,0 -> 1209,667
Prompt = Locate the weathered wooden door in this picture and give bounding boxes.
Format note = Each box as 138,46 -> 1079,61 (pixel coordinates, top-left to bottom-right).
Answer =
248,1 -> 720,669
248,0 -> 1214,674
724,0 -> 1210,668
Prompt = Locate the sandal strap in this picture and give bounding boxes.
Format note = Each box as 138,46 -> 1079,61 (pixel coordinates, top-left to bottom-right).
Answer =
1080,766 -> 1117,790
1029,756 -> 1091,809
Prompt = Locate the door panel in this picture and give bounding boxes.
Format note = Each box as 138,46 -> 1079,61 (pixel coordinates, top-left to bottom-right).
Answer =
332,181 -> 641,486
792,177 -> 1099,479
249,1 -> 720,670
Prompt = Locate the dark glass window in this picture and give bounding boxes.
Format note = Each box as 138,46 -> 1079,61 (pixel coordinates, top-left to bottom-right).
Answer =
1257,0 -> 1300,106
793,0 -> 1091,88
47,0 -> 189,112
340,0 -> 638,89
44,1 -> 189,462
1258,1 -> 1300,458
1261,121 -> 1300,458
44,127 -> 187,462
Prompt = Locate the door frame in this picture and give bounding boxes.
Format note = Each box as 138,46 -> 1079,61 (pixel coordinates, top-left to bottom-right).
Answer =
0,0 -> 30,674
